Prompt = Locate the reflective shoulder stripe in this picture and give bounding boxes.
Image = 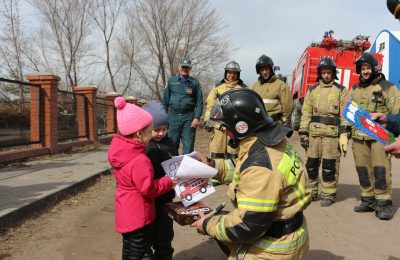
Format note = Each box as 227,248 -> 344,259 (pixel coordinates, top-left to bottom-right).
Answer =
277,144 -> 301,185
254,226 -> 307,252
237,197 -> 279,212
263,99 -> 279,104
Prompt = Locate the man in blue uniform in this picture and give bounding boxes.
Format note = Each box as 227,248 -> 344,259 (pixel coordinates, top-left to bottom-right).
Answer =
162,58 -> 203,154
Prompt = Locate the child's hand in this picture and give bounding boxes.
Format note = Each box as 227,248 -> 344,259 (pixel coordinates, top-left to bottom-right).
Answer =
170,177 -> 179,186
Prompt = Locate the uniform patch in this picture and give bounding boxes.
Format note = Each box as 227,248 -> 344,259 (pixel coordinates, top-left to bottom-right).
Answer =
277,144 -> 302,185
220,96 -> 230,105
235,121 -> 248,134
186,88 -> 193,95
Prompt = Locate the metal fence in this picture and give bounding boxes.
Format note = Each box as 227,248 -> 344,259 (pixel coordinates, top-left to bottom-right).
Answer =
57,90 -> 89,142
0,78 -> 42,151
96,96 -> 116,135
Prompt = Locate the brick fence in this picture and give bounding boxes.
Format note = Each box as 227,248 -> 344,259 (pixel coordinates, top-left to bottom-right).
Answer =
0,72 -> 140,163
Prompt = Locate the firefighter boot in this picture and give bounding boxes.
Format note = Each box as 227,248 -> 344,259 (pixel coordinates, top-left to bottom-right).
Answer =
320,199 -> 334,207
354,196 -> 376,212
375,200 -> 394,220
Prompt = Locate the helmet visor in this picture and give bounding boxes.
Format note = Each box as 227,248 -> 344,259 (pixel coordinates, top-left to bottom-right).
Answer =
206,99 -> 225,128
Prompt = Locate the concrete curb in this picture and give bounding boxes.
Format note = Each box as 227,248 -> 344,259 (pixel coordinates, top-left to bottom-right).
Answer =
0,168 -> 112,229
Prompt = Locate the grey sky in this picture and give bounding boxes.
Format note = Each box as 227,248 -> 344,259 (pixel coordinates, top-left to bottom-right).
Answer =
211,0 -> 400,85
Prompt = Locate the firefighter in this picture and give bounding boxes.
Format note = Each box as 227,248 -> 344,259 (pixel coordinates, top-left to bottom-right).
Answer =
251,55 -> 294,126
350,52 -> 400,220
192,88 -> 311,259
162,58 -> 203,154
387,0 -> 400,20
298,57 -> 350,207
204,61 -> 247,184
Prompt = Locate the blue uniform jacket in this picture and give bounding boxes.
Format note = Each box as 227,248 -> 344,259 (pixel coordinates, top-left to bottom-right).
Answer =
162,75 -> 203,119
386,114 -> 400,136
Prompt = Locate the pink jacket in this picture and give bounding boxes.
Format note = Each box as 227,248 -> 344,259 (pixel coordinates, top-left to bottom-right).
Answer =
108,134 -> 172,233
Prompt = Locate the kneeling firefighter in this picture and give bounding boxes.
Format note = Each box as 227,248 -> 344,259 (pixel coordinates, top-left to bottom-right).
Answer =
192,88 -> 311,259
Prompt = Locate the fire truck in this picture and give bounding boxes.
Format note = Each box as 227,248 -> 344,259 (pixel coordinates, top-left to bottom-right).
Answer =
290,30 -> 383,130
179,178 -> 210,201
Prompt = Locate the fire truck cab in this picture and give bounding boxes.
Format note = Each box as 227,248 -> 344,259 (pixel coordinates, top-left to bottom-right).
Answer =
290,30 -> 383,130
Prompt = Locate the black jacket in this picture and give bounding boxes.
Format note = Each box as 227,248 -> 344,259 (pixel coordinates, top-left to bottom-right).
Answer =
146,135 -> 178,203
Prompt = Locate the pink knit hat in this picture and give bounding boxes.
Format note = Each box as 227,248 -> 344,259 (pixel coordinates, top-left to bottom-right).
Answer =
114,97 -> 153,136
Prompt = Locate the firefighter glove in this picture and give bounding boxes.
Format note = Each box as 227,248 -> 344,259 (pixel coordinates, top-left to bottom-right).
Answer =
300,135 -> 309,151
204,121 -> 213,132
282,117 -> 292,128
339,133 -> 348,157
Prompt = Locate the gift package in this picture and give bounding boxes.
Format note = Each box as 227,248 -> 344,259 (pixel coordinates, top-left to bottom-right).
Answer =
165,201 -> 211,226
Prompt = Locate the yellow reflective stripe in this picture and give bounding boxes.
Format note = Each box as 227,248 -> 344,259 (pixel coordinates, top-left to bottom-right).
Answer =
321,187 -> 337,194
277,144 -> 301,185
361,191 -> 375,197
232,171 -> 240,185
254,226 -> 307,252
237,197 -> 279,212
215,216 -> 231,242
311,93 -> 320,99
376,194 -> 392,200
302,103 -> 313,113
359,104 -> 388,113
328,94 -> 339,100
223,159 -> 235,183
294,183 -> 308,207
263,99 -> 279,104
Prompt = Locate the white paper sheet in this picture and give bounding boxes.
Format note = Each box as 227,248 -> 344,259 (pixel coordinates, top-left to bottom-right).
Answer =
161,152 -> 218,206
161,152 -> 217,179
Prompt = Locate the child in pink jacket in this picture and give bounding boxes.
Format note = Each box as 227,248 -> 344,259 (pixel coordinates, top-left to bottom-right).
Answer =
108,97 -> 176,259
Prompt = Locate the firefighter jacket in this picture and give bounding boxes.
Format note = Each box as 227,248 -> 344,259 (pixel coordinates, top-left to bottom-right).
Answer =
204,79 -> 247,122
251,75 -> 294,121
162,75 -> 203,119
350,75 -> 400,140
300,80 -> 350,137
204,123 -> 311,257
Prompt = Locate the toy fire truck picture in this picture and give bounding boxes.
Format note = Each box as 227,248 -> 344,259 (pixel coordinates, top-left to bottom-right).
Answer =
179,178 -> 210,201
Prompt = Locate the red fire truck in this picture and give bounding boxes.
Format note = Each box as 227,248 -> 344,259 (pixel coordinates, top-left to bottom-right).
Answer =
290,30 -> 383,130
179,178 -> 209,201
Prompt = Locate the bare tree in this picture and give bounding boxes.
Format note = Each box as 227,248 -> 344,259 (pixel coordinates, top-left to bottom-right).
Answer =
30,0 -> 92,88
88,0 -> 130,93
0,0 -> 41,80
125,0 -> 232,100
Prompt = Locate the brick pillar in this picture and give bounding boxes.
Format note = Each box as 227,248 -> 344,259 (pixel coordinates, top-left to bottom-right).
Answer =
74,86 -> 98,143
26,72 -> 60,153
29,83 -> 41,148
125,96 -> 137,105
105,92 -> 120,134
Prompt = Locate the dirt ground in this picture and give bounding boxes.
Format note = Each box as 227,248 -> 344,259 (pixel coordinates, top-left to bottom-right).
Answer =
1,130 -> 400,259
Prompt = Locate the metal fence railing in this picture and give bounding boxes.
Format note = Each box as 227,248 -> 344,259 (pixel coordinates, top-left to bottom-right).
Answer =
96,96 -> 116,135
0,78 -> 42,151
57,90 -> 89,142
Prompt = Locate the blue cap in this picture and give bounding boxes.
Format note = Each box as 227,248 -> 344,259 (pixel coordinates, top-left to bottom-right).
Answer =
142,100 -> 168,127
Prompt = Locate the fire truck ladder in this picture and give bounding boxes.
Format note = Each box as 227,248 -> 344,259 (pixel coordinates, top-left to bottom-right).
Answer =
305,55 -> 320,89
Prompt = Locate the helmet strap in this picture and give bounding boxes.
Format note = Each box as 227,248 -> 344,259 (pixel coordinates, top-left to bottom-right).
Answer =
228,138 -> 239,149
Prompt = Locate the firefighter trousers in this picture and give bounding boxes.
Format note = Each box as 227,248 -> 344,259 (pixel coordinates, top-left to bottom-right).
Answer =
352,139 -> 392,200
209,127 -> 238,159
305,136 -> 340,200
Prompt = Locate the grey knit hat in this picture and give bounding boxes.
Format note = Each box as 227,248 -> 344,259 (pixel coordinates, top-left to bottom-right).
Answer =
142,100 -> 168,127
